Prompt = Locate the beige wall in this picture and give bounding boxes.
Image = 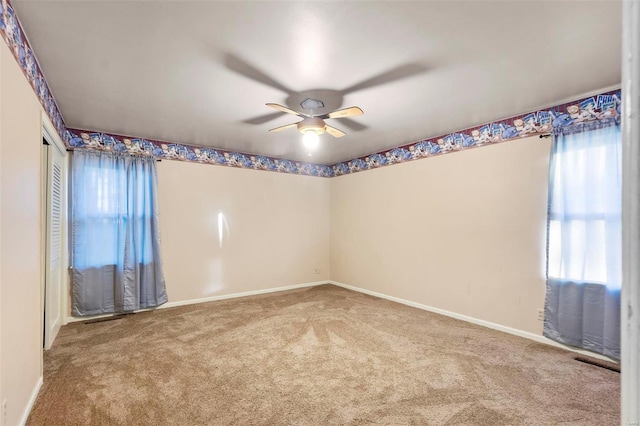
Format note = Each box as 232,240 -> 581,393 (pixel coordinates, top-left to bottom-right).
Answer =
157,160 -> 331,303
330,136 -> 552,335
0,41 -> 44,425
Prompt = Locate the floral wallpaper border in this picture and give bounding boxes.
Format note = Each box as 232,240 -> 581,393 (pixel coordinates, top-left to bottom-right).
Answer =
330,90 -> 622,176
1,0 -> 623,179
0,0 -> 67,141
66,129 -> 335,177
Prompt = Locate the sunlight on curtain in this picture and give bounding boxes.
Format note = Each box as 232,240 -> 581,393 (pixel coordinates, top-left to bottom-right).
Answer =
544,124 -> 621,359
71,150 -> 168,316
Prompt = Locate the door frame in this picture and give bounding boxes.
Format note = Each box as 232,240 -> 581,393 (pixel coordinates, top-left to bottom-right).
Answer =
40,117 -> 68,352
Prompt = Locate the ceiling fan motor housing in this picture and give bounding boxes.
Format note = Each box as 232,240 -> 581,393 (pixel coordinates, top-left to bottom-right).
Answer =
297,117 -> 326,135
300,98 -> 325,110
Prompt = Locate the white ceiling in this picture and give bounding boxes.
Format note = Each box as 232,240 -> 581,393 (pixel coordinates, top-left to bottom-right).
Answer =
14,1 -> 621,165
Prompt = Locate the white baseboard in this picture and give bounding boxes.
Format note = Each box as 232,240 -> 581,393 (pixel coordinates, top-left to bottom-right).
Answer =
19,376 -> 43,426
161,280 -> 327,309
328,280 -> 618,363
66,280 -> 328,323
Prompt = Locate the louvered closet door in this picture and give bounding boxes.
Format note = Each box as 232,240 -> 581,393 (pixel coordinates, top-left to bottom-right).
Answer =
44,141 -> 65,350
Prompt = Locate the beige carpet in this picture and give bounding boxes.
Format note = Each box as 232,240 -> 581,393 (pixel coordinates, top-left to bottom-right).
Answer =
27,284 -> 619,425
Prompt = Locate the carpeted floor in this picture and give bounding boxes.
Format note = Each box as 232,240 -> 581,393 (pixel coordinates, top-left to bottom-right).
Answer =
27,284 -> 619,425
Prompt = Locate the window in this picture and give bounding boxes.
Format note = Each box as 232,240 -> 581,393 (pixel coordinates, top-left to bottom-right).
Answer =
71,150 -> 167,315
544,123 -> 621,359
546,125 -> 621,288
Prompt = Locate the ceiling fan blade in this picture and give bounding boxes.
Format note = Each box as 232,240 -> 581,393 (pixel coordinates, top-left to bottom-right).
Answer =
224,53 -> 292,95
325,125 -> 346,138
268,122 -> 299,133
339,118 -> 368,131
266,103 -> 310,118
243,111 -> 285,125
341,63 -> 428,95
324,106 -> 364,119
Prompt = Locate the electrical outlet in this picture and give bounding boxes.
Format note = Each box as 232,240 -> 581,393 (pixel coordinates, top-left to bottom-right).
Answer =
314,268 -> 322,275
537,309 -> 544,321
3,399 -> 7,425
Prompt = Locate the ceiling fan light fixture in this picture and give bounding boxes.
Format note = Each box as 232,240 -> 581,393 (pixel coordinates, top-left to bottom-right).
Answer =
297,117 -> 326,135
302,131 -> 320,149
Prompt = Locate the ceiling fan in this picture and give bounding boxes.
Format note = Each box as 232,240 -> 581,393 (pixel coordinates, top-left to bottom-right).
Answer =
266,100 -> 364,148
